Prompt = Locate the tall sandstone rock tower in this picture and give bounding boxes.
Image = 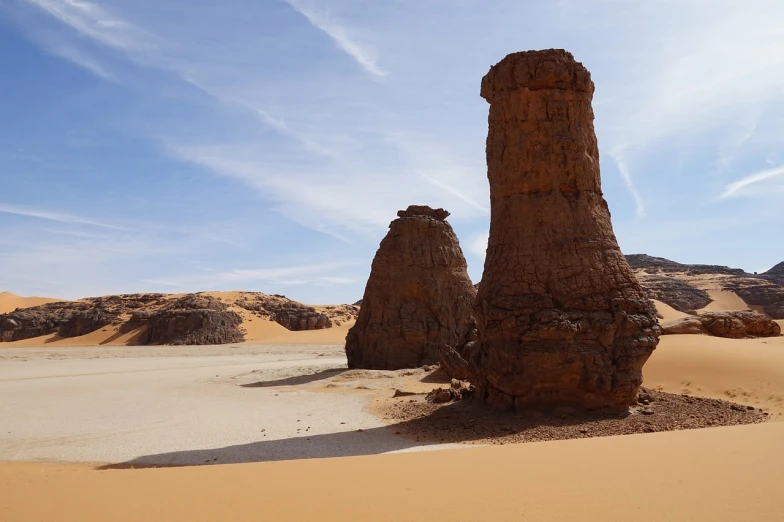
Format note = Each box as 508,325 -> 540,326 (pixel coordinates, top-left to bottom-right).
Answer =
346,205 -> 476,370
472,49 -> 659,411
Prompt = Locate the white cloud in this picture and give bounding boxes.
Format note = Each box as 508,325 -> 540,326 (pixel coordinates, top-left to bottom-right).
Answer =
608,151 -> 646,218
284,0 -> 387,77
23,0 -> 152,50
468,231 -> 488,258
49,43 -> 116,80
0,203 -> 127,230
140,262 -> 358,290
720,165 -> 784,199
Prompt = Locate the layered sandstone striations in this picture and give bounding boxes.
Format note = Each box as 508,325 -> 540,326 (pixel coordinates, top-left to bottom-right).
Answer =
345,205 -> 476,370
466,49 -> 659,411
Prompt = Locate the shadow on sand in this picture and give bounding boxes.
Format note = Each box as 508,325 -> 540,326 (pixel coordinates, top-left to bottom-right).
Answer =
96,400 -> 634,470
239,368 -> 347,388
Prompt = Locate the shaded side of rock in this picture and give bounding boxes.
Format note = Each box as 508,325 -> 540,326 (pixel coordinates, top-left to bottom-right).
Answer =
345,205 -> 477,370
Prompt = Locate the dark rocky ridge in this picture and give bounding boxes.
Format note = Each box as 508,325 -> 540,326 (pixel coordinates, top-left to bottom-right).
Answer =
137,295 -> 244,345
1,292 -> 358,345
625,254 -> 747,276
0,294 -> 168,342
626,254 -> 784,319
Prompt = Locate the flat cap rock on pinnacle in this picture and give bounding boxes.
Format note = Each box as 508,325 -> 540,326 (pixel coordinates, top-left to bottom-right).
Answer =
460,49 -> 660,411
345,205 -> 476,370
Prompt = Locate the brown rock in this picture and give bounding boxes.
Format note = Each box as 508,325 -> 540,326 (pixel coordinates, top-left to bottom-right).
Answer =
345,205 -> 477,370
470,49 -> 660,411
138,294 -> 244,345
661,310 -> 781,338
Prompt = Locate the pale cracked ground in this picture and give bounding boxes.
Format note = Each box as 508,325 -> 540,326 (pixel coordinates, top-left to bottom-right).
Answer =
0,345 -> 462,467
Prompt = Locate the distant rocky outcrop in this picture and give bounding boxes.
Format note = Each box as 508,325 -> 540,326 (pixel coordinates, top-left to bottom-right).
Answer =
0,294 -> 167,342
233,294 -> 338,331
634,274 -> 712,314
463,49 -> 659,412
627,255 -> 784,319
137,295 -> 244,345
661,310 -> 781,338
345,205 -> 477,370
764,261 -> 784,282
0,291 -> 357,345
625,254 -> 747,277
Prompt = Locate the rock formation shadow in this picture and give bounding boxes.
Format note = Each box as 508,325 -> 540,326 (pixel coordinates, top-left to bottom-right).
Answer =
96,426 -> 435,469
240,368 -> 348,388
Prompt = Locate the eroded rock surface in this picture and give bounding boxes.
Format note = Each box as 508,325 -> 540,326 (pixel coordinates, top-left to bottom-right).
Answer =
138,295 -> 244,345
466,49 -> 659,411
634,274 -> 712,314
345,205 -> 476,370
0,294 -> 167,342
627,255 -> 784,319
662,310 -> 781,338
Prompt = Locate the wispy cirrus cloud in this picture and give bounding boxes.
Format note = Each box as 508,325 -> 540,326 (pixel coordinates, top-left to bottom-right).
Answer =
141,262 -> 359,290
720,165 -> 784,199
23,0 -> 151,50
608,151 -> 646,218
283,0 -> 387,77
0,203 -> 127,230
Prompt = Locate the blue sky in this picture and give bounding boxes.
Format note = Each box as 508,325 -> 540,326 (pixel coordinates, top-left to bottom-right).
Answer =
1,0 -> 783,302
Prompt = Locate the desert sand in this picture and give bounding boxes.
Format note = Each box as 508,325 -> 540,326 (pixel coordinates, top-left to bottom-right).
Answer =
0,291 -> 61,314
2,291 -> 783,520
2,423 -> 783,521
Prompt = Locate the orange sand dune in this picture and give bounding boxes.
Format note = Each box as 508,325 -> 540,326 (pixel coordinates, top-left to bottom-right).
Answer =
645,333 -> 784,417
651,299 -> 688,322
2,422 -> 783,521
0,291 -> 62,314
700,289 -> 752,312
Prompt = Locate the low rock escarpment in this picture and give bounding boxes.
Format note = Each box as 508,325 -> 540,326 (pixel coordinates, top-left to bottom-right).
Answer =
633,274 -> 712,314
0,294 -> 167,342
1,292 -> 358,345
345,205 -> 477,370
627,255 -> 784,319
132,295 -> 244,345
661,310 -> 781,338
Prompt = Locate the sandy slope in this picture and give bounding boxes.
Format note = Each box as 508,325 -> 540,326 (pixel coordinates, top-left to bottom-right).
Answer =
700,289 -> 751,312
0,291 -> 61,314
645,334 -> 784,417
652,299 -> 688,322
2,422 -> 783,522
